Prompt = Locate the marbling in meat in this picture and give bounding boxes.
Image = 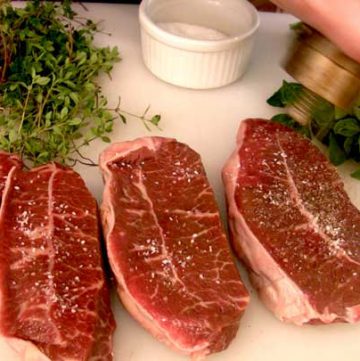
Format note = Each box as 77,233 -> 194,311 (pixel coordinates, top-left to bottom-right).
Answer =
0,152 -> 21,202
0,161 -> 115,360
100,137 -> 249,359
223,119 -> 360,325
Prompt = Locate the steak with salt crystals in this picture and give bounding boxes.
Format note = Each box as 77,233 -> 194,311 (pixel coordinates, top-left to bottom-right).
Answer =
223,119 -> 360,325
100,137 -> 249,359
0,162 -> 115,360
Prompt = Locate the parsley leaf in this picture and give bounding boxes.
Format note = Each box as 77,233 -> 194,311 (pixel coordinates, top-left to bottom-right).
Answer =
267,81 -> 303,108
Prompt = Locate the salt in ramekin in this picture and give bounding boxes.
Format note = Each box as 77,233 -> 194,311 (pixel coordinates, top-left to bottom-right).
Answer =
139,0 -> 260,89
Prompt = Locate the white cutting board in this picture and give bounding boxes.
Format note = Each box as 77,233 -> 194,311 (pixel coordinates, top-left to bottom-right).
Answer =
4,3 -> 360,361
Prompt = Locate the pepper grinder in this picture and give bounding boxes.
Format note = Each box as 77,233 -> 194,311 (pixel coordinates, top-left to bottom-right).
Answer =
284,24 -> 360,125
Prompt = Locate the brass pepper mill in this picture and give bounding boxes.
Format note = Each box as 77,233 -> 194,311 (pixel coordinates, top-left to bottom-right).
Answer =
284,24 -> 360,125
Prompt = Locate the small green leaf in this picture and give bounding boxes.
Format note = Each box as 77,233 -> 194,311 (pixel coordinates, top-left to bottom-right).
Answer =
64,96 -> 70,108
64,80 -> 76,89
329,133 -> 346,166
281,81 -> 303,106
290,21 -> 313,37
101,136 -> 111,143
84,82 -> 95,92
104,120 -> 113,132
38,151 -> 49,161
45,111 -> 52,122
53,125 -> 62,135
35,93 -> 43,103
68,118 -> 82,126
90,53 -> 98,64
290,21 -> 303,31
9,83 -> 18,91
267,81 -> 303,108
8,129 -> 18,143
60,107 -> 68,119
333,118 -> 360,137
351,168 -> 360,180
150,114 -> 161,126
267,88 -> 284,107
64,71 -> 74,80
69,92 -> 79,104
119,114 -> 127,124
91,127 -> 99,136
35,76 -> 50,86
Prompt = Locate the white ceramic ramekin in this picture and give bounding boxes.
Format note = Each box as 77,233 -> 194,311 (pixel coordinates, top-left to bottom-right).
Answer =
139,0 -> 260,89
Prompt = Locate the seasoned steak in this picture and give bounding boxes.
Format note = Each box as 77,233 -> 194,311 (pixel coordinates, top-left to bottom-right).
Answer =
0,162 -> 115,360
223,119 -> 360,325
100,137 -> 249,359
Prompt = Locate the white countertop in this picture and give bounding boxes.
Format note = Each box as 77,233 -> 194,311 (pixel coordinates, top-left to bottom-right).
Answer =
7,3 -> 360,361
80,4 -> 360,361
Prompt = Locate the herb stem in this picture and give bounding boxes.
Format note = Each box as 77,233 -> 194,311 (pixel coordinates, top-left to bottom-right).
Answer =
0,28 -> 9,83
36,84 -> 54,127
18,84 -> 33,134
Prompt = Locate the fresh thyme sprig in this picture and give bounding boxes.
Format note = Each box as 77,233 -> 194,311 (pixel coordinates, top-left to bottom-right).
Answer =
0,0 -> 160,166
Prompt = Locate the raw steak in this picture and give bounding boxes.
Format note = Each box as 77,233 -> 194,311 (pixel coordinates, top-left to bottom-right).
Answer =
223,119 -> 360,325
0,162 -> 115,360
100,137 -> 249,359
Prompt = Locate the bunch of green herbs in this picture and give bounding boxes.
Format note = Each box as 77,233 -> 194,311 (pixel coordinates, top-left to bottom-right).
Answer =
0,0 -> 160,166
